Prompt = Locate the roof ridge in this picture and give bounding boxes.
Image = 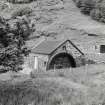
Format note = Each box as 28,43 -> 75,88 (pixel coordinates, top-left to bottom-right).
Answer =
31,39 -> 65,54
31,38 -> 84,55
32,37 -> 46,49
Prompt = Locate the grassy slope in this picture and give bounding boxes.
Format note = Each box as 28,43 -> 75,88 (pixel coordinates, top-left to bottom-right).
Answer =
21,0 -> 105,55
35,0 -> 105,36
42,0 -> 105,33
1,0 -> 105,36
0,78 -> 87,105
0,1 -> 105,105
0,64 -> 105,105
1,0 -> 105,51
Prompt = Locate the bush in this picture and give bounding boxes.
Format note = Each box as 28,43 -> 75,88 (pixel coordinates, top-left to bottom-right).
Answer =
73,0 -> 95,14
74,0 -> 84,8
80,0 -> 95,15
73,0 -> 105,23
96,1 -> 105,22
90,9 -> 101,21
12,7 -> 32,18
90,1 -> 105,23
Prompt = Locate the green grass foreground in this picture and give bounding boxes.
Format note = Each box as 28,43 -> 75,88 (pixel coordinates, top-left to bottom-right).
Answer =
0,78 -> 87,105
0,64 -> 105,105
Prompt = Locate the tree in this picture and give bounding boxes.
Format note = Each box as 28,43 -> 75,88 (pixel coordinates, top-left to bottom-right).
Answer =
0,16 -> 32,72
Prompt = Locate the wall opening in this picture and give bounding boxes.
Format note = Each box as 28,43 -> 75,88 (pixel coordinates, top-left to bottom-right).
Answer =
47,53 -> 76,70
100,45 -> 105,53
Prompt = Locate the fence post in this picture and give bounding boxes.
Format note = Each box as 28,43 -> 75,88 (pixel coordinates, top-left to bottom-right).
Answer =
85,63 -> 88,81
70,67 -> 73,75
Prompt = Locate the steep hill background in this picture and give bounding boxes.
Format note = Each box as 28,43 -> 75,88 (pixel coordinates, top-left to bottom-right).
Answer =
0,1 -> 105,105
0,0 -> 105,62
1,0 -> 105,37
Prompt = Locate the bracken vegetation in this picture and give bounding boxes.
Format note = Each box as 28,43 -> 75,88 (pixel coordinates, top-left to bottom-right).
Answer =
0,64 -> 105,105
0,79 -> 87,105
73,0 -> 105,23
11,7 -> 33,18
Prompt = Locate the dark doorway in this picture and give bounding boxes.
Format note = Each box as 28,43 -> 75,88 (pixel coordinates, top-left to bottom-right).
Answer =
100,45 -> 105,53
47,53 -> 76,70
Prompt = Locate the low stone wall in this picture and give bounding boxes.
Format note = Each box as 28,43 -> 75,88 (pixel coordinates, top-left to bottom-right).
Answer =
85,53 -> 105,64
75,55 -> 95,67
75,53 -> 105,67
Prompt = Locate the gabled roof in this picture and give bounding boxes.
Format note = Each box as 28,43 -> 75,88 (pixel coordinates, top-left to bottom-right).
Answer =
31,39 -> 64,55
31,39 -> 84,55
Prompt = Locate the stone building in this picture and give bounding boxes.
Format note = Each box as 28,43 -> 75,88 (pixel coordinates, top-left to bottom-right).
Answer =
26,38 -> 84,72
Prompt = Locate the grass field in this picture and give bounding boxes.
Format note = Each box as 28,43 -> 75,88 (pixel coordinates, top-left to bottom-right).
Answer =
0,0 -> 105,105
0,64 -> 105,105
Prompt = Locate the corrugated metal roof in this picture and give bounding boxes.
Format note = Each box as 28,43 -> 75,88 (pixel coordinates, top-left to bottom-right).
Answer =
31,39 -> 64,55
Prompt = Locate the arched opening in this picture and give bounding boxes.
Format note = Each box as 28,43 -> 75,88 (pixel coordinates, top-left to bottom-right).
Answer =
47,53 -> 76,70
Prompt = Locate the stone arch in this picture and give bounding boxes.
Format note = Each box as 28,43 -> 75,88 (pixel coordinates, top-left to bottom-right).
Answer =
47,52 -> 76,70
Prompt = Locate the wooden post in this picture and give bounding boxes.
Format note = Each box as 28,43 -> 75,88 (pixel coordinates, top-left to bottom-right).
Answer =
34,56 -> 38,71
85,63 -> 88,82
54,64 -> 56,71
70,67 -> 73,75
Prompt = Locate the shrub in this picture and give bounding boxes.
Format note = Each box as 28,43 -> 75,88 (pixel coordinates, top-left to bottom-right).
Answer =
73,0 -> 105,23
90,9 -> 100,20
73,0 -> 95,14
90,1 -> 105,23
80,0 -> 95,15
75,0 -> 84,8
12,7 -> 32,18
97,2 -> 105,22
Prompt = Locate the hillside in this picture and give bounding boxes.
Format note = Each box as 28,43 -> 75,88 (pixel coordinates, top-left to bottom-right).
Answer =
0,64 -> 105,105
15,0 -> 105,63
73,0 -> 105,24
1,0 -> 105,36
1,1 -> 105,105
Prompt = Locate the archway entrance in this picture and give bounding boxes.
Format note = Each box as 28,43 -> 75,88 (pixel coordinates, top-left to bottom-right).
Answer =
47,53 -> 76,70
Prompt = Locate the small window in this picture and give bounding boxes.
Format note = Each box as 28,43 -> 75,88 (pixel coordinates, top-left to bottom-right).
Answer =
62,46 -> 66,50
95,45 -> 97,49
44,61 -> 47,66
100,45 -> 105,53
